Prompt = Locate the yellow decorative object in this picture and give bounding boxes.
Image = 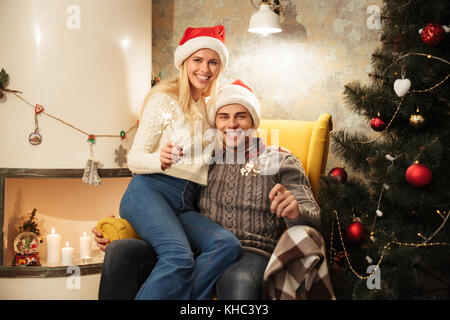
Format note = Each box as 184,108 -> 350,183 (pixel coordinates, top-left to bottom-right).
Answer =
96,217 -> 141,243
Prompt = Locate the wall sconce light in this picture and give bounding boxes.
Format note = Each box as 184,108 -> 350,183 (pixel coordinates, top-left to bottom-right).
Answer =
248,0 -> 282,36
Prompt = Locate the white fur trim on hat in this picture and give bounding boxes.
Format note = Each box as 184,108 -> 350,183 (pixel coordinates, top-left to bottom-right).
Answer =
174,36 -> 229,71
209,84 -> 261,129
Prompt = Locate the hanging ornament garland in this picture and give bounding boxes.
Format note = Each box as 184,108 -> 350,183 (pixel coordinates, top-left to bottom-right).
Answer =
0,68 -> 140,185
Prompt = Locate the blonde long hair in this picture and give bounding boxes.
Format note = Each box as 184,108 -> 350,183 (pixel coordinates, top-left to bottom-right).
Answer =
140,60 -> 220,130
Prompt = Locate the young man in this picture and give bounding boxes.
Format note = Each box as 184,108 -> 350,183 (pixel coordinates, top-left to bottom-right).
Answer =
93,80 -> 321,299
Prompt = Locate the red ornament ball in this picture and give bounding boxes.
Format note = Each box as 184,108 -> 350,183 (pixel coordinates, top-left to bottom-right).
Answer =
329,167 -> 348,183
345,219 -> 365,243
405,162 -> 432,187
371,116 -> 386,132
420,23 -> 445,46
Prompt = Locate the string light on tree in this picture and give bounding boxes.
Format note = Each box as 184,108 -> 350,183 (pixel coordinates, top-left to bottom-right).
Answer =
331,211 -> 450,282
385,154 -> 395,162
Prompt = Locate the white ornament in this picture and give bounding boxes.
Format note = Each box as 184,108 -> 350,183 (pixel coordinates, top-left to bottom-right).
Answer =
385,154 -> 394,161
393,78 -> 411,97
383,183 -> 390,190
376,210 -> 383,217
365,256 -> 373,264
240,161 -> 261,176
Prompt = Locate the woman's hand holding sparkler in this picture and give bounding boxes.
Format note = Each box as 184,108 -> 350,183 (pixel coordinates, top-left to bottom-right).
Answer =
160,141 -> 183,171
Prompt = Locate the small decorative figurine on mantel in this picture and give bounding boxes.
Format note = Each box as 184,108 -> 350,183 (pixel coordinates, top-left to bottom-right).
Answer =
11,208 -> 42,266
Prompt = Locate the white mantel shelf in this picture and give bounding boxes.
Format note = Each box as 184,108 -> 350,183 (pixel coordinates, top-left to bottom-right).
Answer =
0,263 -> 103,278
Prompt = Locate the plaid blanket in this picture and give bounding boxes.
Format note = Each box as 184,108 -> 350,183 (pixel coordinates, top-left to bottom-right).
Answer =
262,225 -> 336,300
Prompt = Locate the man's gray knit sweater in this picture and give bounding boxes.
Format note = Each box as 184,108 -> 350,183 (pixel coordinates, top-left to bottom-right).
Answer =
198,147 -> 321,258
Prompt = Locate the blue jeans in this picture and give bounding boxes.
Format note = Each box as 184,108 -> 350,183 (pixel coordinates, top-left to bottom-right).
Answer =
119,173 -> 242,300
99,239 -> 269,300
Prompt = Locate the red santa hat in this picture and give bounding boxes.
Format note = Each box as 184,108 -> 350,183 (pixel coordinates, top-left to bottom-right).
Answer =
174,25 -> 229,71
209,79 -> 261,129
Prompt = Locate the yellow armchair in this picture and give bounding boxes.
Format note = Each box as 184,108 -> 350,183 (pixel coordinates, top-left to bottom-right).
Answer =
96,114 -> 334,300
259,113 -> 333,199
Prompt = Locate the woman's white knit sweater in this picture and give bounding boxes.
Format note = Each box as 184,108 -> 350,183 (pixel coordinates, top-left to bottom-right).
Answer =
127,93 -> 212,185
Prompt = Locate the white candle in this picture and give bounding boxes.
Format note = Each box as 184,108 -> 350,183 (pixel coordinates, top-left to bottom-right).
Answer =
79,231 -> 91,259
46,228 -> 61,266
61,241 -> 74,266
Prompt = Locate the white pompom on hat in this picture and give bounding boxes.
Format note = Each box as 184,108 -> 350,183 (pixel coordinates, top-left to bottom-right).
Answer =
174,25 -> 229,71
209,79 -> 261,129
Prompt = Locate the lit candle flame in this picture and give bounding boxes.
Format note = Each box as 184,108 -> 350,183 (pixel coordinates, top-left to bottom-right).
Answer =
51,228 -> 55,234
66,241 -> 70,247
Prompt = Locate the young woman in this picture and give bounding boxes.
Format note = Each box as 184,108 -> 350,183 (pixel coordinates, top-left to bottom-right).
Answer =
119,25 -> 242,300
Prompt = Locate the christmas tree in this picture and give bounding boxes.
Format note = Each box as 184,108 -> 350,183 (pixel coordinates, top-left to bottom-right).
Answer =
319,0 -> 450,299
19,208 -> 43,242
